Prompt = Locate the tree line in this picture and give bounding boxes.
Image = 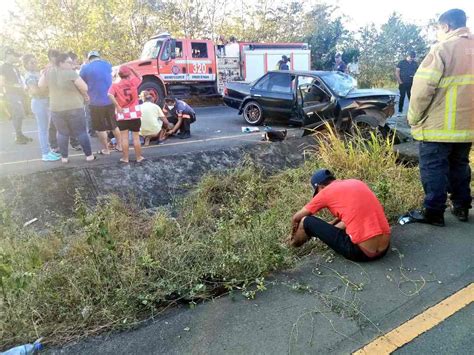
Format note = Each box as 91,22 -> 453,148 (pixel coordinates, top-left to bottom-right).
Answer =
0,0 -> 430,87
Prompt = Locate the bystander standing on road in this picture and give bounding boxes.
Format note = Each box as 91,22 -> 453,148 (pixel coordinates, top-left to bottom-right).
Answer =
66,52 -> 82,150
139,90 -> 169,146
333,53 -> 347,73
23,54 -> 60,161
108,65 -> 144,163
0,48 -> 32,144
395,50 -> 418,116
45,49 -> 60,152
287,169 -> 391,262
80,50 -> 122,155
406,9 -> 473,226
276,55 -> 290,70
163,97 -> 196,139
39,53 -> 95,163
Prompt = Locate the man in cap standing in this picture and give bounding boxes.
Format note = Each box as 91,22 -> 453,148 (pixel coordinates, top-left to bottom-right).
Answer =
395,50 -> 418,116
287,169 -> 391,262
80,50 -> 121,154
0,48 -> 32,144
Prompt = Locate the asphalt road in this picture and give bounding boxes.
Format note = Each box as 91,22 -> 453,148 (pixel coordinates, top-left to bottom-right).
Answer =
0,106 -> 293,176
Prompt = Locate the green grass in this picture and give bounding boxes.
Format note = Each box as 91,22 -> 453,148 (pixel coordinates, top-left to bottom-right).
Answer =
0,131 -> 423,349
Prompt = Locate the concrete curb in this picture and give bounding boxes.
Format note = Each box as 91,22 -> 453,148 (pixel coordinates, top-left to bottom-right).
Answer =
0,136 -> 314,223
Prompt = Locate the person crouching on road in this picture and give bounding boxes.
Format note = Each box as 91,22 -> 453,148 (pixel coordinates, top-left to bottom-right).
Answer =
163,97 -> 196,139
139,90 -> 170,146
107,65 -> 144,163
287,169 -> 391,262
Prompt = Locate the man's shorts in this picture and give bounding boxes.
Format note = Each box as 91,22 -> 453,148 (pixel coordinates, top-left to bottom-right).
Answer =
117,119 -> 141,132
90,104 -> 117,131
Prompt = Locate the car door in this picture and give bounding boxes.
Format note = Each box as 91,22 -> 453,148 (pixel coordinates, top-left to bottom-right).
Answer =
250,72 -> 295,117
296,75 -> 336,126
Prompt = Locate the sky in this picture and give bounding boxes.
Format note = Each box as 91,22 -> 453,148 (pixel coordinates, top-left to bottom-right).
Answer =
335,0 -> 474,30
0,0 -> 473,32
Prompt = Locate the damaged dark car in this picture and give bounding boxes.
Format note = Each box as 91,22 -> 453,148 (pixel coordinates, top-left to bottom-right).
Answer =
223,70 -> 397,135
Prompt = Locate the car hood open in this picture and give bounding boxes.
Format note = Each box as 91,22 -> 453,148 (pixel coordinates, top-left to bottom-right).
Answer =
344,88 -> 396,98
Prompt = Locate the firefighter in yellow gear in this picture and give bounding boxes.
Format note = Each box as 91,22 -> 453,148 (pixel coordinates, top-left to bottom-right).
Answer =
407,9 -> 473,226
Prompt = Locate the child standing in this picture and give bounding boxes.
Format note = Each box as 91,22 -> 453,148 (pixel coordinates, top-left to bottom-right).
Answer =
107,66 -> 144,163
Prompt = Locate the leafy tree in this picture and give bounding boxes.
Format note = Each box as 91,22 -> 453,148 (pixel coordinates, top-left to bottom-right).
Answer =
354,13 -> 428,87
302,4 -> 348,70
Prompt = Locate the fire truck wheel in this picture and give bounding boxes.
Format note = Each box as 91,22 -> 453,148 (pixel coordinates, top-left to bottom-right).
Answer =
242,101 -> 264,126
139,81 -> 165,106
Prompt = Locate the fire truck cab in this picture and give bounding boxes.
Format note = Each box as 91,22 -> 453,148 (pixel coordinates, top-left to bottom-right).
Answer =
123,32 -> 217,104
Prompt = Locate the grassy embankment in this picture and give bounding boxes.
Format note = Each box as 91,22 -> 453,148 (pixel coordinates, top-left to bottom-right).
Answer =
0,130 -> 423,349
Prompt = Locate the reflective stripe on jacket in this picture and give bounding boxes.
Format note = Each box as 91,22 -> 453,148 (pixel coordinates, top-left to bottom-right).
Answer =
408,27 -> 474,142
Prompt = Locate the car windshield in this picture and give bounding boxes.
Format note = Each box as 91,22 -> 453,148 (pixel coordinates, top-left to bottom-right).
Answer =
140,39 -> 163,60
321,72 -> 357,96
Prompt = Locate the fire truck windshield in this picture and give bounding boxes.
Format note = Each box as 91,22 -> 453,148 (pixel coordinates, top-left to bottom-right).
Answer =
140,39 -> 163,60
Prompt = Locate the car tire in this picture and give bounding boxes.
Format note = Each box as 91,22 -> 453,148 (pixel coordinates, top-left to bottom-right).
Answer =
242,101 -> 265,126
351,114 -> 381,139
139,81 -> 165,106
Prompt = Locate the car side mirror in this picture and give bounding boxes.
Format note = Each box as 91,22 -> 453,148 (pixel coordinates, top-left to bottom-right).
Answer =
330,96 -> 336,104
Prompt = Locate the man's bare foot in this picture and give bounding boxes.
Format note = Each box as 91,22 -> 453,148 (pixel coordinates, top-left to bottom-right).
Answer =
120,158 -> 129,163
136,156 -> 145,163
61,158 -> 69,164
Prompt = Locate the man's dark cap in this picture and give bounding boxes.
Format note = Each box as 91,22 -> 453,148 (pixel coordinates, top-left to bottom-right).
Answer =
310,169 -> 335,196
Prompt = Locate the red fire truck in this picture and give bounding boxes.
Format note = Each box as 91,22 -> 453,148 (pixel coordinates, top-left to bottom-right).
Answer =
120,32 -> 311,104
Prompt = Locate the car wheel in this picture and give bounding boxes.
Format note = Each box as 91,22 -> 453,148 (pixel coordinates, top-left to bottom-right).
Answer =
243,101 -> 265,126
351,114 -> 381,140
139,81 -> 165,107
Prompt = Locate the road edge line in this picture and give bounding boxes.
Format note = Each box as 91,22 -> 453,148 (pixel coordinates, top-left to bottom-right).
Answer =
353,282 -> 474,354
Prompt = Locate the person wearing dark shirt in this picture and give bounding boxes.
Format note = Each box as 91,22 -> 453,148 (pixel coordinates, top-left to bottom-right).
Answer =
276,55 -> 290,70
333,53 -> 347,73
395,51 -> 418,115
0,48 -> 32,144
163,97 -> 196,139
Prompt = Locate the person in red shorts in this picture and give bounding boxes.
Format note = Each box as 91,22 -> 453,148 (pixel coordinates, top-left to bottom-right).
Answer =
287,169 -> 391,262
107,66 -> 145,163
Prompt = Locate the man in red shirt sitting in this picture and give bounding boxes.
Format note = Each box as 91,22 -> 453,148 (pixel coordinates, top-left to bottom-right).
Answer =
287,169 -> 391,262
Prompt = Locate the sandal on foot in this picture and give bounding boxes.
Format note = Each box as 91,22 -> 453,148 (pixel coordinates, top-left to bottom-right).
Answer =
136,157 -> 146,163
119,159 -> 129,164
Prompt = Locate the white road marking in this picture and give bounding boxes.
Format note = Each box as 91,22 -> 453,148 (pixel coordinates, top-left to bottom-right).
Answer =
0,130 -> 299,167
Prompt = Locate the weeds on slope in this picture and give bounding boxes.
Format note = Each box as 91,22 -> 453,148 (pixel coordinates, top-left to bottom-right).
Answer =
0,131 -> 422,349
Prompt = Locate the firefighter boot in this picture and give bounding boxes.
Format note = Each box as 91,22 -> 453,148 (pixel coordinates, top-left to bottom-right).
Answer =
408,208 -> 445,227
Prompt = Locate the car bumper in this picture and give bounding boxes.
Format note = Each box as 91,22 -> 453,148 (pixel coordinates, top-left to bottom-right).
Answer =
223,96 -> 241,110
